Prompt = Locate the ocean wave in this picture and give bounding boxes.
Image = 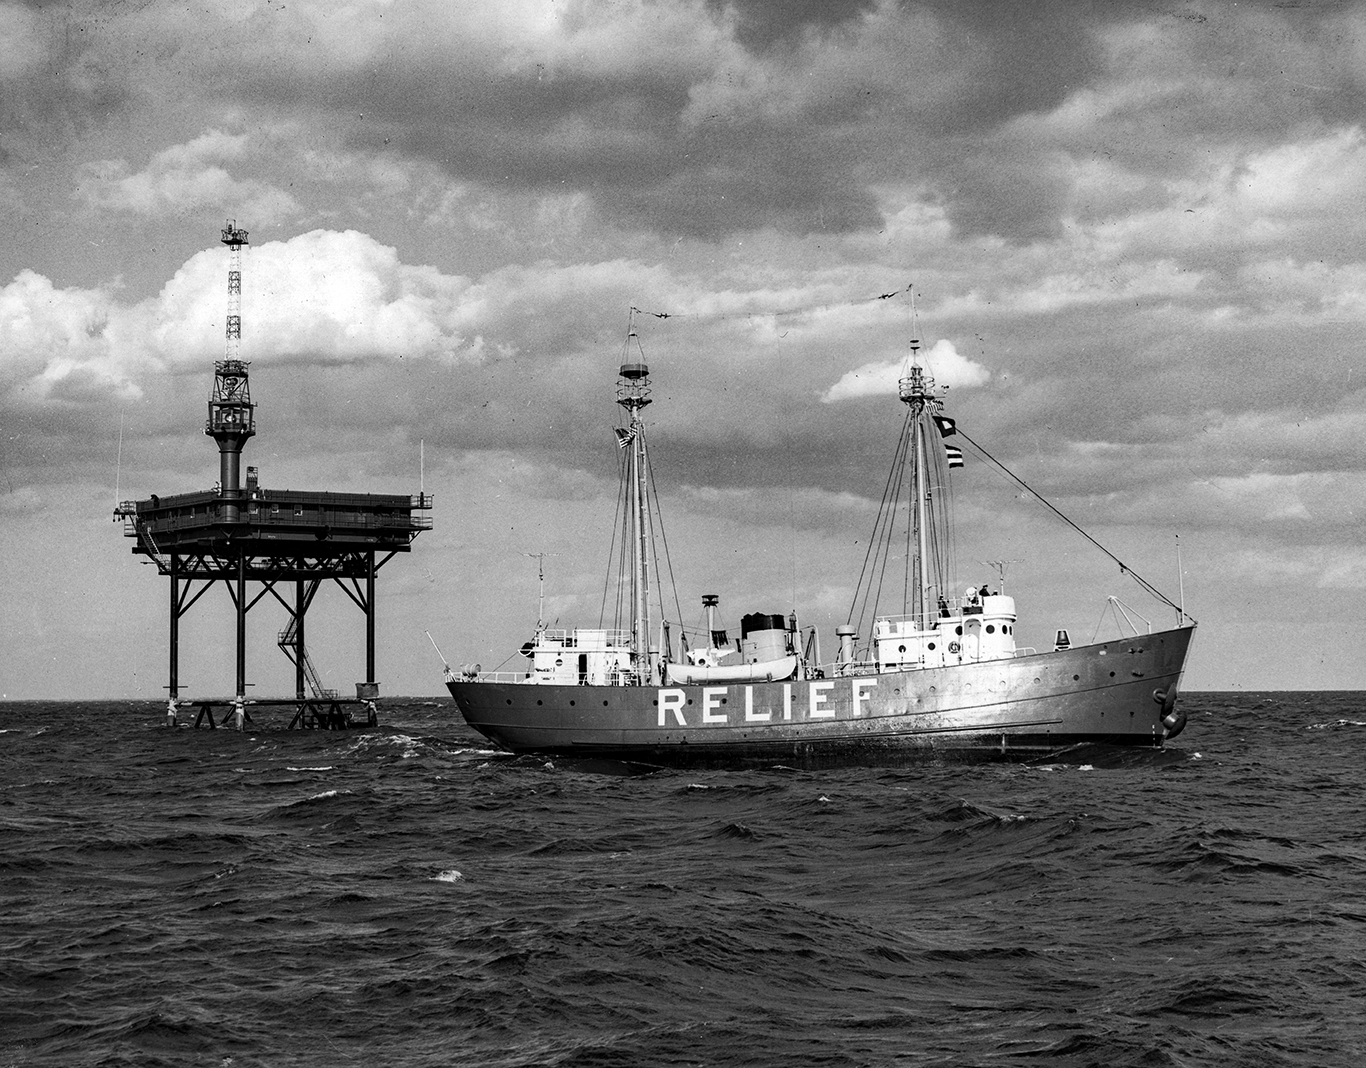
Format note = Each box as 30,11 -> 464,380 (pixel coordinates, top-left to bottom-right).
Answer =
5,693 -> 1363,1068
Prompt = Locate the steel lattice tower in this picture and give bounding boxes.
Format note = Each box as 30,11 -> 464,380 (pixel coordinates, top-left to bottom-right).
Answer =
222,220 -> 248,360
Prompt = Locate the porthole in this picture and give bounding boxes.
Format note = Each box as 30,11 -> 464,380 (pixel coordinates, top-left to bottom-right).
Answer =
927,642 -> 936,651
955,626 -> 963,635
986,625 -> 995,634
1073,674 -> 1080,681
569,699 -> 576,706
898,644 -> 906,654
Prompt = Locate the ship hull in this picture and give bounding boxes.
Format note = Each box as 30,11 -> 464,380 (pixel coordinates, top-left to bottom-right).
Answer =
448,625 -> 1195,768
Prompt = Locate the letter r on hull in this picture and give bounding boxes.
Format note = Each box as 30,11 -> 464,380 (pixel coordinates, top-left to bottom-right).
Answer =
658,688 -> 687,727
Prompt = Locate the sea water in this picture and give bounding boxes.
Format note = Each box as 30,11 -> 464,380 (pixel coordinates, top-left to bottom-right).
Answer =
2,694 -> 1363,1067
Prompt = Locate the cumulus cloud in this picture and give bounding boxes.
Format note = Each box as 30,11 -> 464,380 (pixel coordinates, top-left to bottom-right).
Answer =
0,270 -> 148,405
77,130 -> 301,223
0,230 -> 491,407
821,339 -> 990,402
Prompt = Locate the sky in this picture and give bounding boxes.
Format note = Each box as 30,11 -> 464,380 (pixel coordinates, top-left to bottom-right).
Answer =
3,0 -> 1364,700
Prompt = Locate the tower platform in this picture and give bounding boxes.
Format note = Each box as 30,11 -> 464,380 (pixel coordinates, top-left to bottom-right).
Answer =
115,482 -> 433,728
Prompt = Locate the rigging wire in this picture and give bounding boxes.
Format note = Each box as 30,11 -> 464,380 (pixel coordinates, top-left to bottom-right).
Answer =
628,284 -> 912,327
954,428 -> 1193,621
600,436 -> 631,632
644,436 -> 687,654
846,405 -> 914,633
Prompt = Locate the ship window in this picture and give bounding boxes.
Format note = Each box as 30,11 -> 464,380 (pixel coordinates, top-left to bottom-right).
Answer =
986,625 -> 995,634
898,645 -> 906,653
927,642 -> 936,651
955,626 -> 963,636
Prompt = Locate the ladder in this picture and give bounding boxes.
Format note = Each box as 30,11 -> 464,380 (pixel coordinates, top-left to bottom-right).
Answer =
277,617 -> 338,699
134,518 -> 171,574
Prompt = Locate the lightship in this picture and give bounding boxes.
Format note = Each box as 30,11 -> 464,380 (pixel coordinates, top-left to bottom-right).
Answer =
445,312 -> 1195,767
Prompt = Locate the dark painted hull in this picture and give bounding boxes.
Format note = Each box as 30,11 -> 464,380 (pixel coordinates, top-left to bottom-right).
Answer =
448,625 -> 1195,768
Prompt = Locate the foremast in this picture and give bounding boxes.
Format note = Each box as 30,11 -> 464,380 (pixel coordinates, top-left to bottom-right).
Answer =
617,319 -> 654,683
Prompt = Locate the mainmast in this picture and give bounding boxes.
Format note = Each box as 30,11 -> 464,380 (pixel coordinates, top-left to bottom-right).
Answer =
898,338 -> 939,625
616,316 -> 654,679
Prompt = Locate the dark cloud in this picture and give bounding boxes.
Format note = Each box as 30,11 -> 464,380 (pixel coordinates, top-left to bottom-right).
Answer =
709,0 -> 880,52
920,0 -> 1104,129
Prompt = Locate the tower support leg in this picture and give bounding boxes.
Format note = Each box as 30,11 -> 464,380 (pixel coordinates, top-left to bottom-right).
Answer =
168,553 -> 180,726
295,577 -> 306,700
366,551 -> 376,688
235,547 -> 247,708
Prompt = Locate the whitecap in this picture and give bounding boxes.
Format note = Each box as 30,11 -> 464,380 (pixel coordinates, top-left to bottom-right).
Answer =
287,766 -> 334,772
434,869 -> 464,883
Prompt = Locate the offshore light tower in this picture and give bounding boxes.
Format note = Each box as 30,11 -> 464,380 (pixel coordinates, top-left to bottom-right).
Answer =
115,222 -> 433,731
209,222 -> 254,524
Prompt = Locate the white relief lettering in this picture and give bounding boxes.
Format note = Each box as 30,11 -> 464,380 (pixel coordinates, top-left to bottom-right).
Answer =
702,686 -> 728,724
744,685 -> 770,722
658,688 -> 687,727
852,677 -> 878,716
783,683 -> 792,721
809,680 -> 836,718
